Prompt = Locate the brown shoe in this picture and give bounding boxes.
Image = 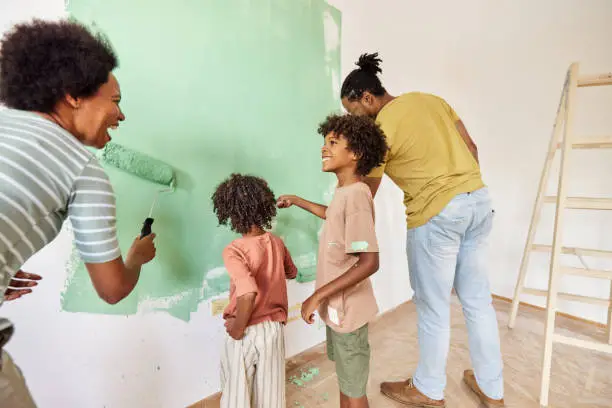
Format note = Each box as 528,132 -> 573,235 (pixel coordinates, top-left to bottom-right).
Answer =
380,377 -> 446,407
463,370 -> 505,407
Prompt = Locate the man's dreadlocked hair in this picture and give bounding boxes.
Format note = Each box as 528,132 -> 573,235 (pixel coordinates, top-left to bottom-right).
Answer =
317,113 -> 389,176
211,173 -> 277,235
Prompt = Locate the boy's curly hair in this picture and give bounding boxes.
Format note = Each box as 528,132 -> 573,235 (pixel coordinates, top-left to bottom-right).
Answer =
317,113 -> 389,176
212,173 -> 277,235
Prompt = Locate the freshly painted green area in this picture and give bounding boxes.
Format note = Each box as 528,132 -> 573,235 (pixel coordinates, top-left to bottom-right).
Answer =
61,0 -> 341,321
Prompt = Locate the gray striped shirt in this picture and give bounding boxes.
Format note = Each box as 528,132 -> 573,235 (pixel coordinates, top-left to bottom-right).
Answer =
0,108 -> 121,298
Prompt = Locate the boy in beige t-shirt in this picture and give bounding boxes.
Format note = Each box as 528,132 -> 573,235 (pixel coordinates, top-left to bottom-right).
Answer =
212,173 -> 298,408
278,113 -> 389,407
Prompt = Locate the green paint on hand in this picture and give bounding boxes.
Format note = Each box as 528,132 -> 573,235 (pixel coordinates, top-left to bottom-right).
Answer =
351,241 -> 369,251
60,0 -> 341,320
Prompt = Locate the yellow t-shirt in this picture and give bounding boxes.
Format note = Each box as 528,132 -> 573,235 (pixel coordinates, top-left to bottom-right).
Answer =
370,92 -> 485,228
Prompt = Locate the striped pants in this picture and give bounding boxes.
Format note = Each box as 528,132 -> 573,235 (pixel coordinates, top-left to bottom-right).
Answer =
220,320 -> 285,408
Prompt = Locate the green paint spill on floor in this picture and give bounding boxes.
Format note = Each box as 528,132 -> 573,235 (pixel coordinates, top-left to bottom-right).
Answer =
61,0 -> 341,321
288,367 -> 320,387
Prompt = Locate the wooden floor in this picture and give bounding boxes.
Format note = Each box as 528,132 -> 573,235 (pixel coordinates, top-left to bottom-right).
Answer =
191,297 -> 612,407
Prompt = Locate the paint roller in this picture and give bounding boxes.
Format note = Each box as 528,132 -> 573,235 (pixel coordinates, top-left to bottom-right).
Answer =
97,142 -> 176,238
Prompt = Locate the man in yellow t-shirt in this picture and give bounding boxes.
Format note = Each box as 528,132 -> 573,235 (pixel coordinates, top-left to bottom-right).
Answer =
340,53 -> 505,408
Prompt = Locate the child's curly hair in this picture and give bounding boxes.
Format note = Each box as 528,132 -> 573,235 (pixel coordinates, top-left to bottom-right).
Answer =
212,173 -> 277,235
317,113 -> 389,176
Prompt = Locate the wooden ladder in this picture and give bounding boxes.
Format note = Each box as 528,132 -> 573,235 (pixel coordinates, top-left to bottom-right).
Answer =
507,62 -> 612,407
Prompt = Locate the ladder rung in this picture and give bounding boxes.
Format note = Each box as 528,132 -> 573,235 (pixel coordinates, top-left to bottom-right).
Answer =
522,288 -> 611,307
532,244 -> 612,259
577,72 -> 612,87
543,196 -> 612,210
556,136 -> 612,149
553,333 -> 612,354
561,266 -> 612,280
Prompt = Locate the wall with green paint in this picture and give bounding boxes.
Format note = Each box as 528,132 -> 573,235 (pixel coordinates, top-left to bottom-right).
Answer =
61,0 -> 341,321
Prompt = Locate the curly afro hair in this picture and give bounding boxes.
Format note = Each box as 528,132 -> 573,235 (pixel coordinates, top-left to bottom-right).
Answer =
212,173 -> 277,235
317,113 -> 389,176
0,19 -> 118,112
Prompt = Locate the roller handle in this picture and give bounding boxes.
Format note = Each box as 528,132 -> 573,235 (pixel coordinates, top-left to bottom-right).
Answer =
140,217 -> 154,238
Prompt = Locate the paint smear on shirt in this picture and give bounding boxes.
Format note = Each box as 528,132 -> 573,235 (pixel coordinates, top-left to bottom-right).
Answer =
351,241 -> 369,251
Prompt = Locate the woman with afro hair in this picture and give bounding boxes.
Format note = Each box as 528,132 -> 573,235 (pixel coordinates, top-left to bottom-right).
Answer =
0,19 -> 157,406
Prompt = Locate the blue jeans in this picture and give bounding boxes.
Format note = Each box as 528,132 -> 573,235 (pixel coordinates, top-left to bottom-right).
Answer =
407,187 -> 504,400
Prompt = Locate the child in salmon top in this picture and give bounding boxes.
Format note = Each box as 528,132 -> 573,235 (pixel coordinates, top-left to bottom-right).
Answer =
212,173 -> 297,408
277,113 -> 389,407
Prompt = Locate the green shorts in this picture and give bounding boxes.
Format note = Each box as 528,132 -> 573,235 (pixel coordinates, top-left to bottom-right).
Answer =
326,324 -> 370,398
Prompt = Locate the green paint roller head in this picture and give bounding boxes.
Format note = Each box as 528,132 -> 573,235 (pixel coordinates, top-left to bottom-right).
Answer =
97,142 -> 176,189
97,142 -> 177,237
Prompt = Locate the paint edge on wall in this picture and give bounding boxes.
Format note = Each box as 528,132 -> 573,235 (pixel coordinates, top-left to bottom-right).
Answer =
59,0 -> 343,322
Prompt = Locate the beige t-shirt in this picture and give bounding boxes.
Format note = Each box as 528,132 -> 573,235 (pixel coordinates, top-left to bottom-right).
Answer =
316,182 -> 380,333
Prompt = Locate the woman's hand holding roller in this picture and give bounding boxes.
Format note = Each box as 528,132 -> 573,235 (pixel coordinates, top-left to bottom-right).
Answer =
126,233 -> 157,268
4,235 -> 156,304
85,234 -> 157,305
